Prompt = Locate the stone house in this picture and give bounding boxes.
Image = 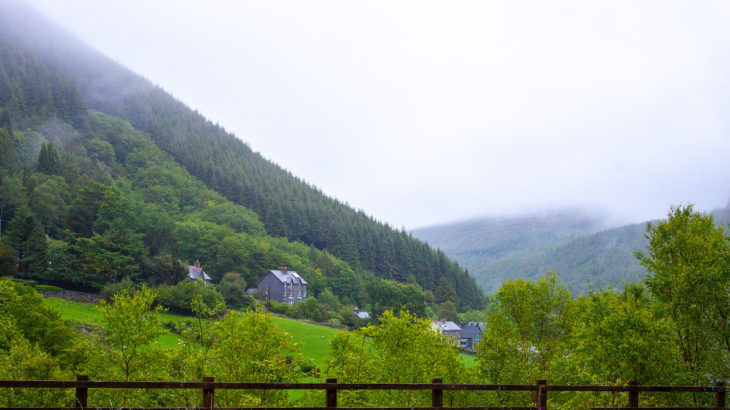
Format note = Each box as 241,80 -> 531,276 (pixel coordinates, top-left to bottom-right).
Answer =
432,319 -> 461,343
188,260 -> 211,282
460,322 -> 485,349
257,267 -> 308,305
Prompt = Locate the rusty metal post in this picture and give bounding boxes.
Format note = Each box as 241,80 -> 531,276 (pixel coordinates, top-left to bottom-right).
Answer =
716,381 -> 726,409
537,379 -> 547,409
628,381 -> 639,408
75,375 -> 88,408
432,378 -> 443,408
202,377 -> 215,409
326,378 -> 337,408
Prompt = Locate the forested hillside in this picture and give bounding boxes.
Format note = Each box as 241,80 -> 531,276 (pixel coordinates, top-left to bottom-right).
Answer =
0,0 -> 484,310
414,206 -> 730,294
413,210 -> 605,272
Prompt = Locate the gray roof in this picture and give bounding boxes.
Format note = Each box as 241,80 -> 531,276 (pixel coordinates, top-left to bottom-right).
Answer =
436,321 -> 461,332
356,311 -> 371,319
460,322 -> 485,339
188,266 -> 211,281
269,270 -> 307,285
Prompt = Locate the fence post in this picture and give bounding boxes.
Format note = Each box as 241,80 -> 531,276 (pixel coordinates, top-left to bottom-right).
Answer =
326,378 -> 337,408
537,379 -> 547,409
627,381 -> 639,408
716,381 -> 726,409
432,378 -> 443,408
202,377 -> 215,410
75,375 -> 88,409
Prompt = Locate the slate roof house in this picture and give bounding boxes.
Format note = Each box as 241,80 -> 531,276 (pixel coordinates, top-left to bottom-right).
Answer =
432,319 -> 461,343
460,322 -> 485,349
257,267 -> 308,305
354,307 -> 371,320
188,260 -> 211,282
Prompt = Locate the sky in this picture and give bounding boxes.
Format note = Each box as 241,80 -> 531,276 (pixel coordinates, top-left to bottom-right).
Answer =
25,0 -> 730,229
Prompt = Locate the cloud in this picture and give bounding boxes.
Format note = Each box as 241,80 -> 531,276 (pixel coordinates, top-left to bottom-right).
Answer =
26,0 -> 730,228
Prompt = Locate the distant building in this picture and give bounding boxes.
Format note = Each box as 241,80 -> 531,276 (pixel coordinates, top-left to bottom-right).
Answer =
257,267 -> 308,305
354,307 -> 371,320
460,322 -> 485,349
432,319 -> 461,343
188,260 -> 211,282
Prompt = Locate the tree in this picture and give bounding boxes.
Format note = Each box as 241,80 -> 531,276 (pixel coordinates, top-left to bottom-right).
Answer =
570,287 -> 677,385
211,308 -> 311,407
326,310 -> 464,407
0,175 -> 27,239
98,287 -> 165,382
3,207 -> 46,277
636,205 -> 730,382
217,272 -> 250,309
475,272 -> 574,405
37,142 -> 60,175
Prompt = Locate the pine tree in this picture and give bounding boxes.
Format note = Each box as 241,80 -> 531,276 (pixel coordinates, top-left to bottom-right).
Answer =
37,143 -> 60,175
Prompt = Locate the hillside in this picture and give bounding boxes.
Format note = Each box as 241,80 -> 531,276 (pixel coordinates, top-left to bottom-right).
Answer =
0,1 -> 484,310
413,210 -> 606,270
414,206 -> 730,294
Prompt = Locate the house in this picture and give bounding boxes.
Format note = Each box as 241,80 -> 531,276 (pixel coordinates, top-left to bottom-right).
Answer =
257,266 -> 308,305
188,260 -> 211,282
432,319 -> 461,343
354,307 -> 370,320
460,322 -> 485,349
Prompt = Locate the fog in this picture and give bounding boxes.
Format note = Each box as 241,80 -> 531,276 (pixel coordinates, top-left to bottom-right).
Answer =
25,0 -> 730,229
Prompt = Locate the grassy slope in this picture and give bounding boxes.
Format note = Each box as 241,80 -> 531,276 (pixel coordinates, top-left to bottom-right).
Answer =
43,297 -> 475,369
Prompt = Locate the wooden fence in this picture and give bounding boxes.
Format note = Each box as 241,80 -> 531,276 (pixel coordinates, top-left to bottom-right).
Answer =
0,377 -> 726,410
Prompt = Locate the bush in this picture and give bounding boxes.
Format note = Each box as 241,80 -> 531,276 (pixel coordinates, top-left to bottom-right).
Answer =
155,280 -> 225,315
217,272 -> 247,308
101,277 -> 138,299
268,300 -> 291,315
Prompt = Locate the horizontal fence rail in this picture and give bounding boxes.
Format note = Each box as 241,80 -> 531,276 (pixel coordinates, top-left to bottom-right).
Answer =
0,376 -> 726,409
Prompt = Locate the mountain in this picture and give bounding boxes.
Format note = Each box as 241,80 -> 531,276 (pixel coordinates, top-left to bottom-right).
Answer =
414,206 -> 730,295
0,1 -> 484,309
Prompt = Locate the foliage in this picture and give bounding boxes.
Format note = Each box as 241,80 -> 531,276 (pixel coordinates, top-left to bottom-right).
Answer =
211,308 -> 314,406
326,310 -> 464,407
217,272 -> 252,309
637,205 -> 730,383
98,287 -> 165,381
155,280 -> 225,315
0,278 -> 75,356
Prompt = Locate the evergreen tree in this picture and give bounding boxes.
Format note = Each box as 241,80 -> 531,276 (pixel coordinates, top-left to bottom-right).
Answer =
37,142 -> 60,175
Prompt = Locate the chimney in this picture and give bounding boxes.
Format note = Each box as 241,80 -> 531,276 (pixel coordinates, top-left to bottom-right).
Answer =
279,266 -> 287,272
194,260 -> 201,268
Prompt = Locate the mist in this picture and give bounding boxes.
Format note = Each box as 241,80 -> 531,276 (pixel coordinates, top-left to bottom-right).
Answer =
24,0 -> 730,229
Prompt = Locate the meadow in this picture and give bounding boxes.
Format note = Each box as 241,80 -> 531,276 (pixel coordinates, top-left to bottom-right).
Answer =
43,297 -> 475,371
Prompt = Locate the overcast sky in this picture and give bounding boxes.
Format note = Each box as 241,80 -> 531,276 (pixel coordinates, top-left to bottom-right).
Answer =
25,0 -> 730,229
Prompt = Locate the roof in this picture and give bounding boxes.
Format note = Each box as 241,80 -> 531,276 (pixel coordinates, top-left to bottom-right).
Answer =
268,270 -> 308,285
436,321 -> 461,332
356,311 -> 371,319
460,322 -> 485,339
188,266 -> 211,281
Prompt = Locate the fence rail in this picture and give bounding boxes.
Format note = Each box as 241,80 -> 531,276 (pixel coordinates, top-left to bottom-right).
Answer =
0,376 -> 726,409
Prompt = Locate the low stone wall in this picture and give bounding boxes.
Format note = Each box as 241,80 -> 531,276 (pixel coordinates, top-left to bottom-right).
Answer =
40,289 -> 102,303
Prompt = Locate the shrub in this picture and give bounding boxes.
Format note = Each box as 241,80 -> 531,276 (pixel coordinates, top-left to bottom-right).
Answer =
155,280 -> 225,315
101,277 -> 138,299
217,272 -> 247,309
268,300 -> 291,315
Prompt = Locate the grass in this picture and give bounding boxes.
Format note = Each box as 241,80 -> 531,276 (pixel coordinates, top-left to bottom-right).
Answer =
43,297 -> 339,364
44,297 -> 183,348
43,297 -> 476,372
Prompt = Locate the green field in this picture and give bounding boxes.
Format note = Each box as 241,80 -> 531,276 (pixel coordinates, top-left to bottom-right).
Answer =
43,297 -> 341,368
43,297 -> 475,371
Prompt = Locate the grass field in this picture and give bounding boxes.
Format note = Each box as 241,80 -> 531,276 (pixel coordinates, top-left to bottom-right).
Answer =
43,297 -> 340,367
43,297 -> 476,371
